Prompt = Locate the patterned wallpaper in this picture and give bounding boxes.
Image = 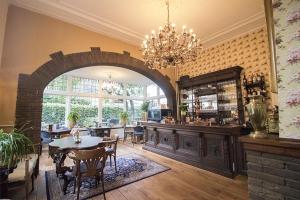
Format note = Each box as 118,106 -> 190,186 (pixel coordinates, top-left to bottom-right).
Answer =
179,27 -> 272,106
273,0 -> 300,139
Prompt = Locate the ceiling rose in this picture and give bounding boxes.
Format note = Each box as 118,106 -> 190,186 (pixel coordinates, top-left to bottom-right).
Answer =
141,0 -> 202,69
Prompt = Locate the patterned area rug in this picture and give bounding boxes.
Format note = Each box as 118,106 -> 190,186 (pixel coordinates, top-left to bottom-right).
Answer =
45,153 -> 170,200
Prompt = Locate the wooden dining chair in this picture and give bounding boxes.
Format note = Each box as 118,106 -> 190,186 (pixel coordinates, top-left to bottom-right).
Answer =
105,134 -> 119,172
68,147 -> 108,200
123,126 -> 134,143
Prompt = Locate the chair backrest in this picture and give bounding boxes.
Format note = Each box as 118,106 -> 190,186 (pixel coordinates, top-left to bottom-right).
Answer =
124,125 -> 133,133
106,134 -> 119,153
134,126 -> 144,133
71,147 -> 107,177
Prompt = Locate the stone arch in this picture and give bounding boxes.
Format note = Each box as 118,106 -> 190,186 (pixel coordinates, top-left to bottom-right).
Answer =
15,47 -> 176,142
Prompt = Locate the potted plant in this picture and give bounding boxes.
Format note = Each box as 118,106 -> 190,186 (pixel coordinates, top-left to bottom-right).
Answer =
179,103 -> 188,122
67,111 -> 80,129
0,129 -> 33,198
119,111 -> 129,126
141,101 -> 150,121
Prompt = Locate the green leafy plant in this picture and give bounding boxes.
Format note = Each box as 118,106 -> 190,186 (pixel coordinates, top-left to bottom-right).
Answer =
119,111 -> 129,124
67,111 -> 80,124
0,129 -> 33,169
141,101 -> 150,112
179,103 -> 188,112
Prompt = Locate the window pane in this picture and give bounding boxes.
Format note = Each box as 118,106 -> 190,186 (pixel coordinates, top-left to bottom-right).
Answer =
149,99 -> 159,109
102,81 -> 124,96
147,84 -> 157,97
159,88 -> 165,96
126,84 -> 144,97
70,97 -> 98,127
45,75 -> 67,92
72,77 -> 99,93
126,100 -> 143,123
160,98 -> 167,106
42,94 -> 66,125
102,98 -> 124,125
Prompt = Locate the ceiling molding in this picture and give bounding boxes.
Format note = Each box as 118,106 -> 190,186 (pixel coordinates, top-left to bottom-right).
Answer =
9,0 -> 266,47
202,12 -> 266,48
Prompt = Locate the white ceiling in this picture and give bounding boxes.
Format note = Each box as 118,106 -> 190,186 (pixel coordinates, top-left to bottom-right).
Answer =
65,66 -> 154,85
10,0 -> 266,47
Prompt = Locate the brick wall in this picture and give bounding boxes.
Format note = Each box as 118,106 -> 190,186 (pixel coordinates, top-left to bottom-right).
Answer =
246,150 -> 300,200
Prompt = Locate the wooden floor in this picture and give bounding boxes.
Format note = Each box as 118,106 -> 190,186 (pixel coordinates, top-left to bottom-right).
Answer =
14,142 -> 248,200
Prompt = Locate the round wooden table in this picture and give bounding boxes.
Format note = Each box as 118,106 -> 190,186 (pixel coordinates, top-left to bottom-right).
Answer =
49,135 -> 108,183
49,135 -> 104,150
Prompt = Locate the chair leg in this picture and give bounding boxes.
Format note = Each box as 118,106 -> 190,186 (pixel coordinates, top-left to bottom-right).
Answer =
101,174 -> 106,200
114,155 -> 117,172
109,155 -> 112,167
123,133 -> 126,143
76,178 -> 81,200
31,174 -> 34,192
25,180 -> 29,200
73,177 -> 76,194
62,174 -> 69,195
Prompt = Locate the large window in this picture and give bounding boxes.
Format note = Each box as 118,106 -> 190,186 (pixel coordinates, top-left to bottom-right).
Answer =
126,100 -> 143,122
42,74 -> 167,127
147,84 -> 157,97
126,84 -> 144,97
42,95 -> 66,125
45,75 -> 67,92
102,99 -> 124,124
70,97 -> 98,127
72,77 -> 99,93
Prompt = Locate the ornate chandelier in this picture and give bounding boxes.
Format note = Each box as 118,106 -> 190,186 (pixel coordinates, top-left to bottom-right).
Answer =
141,0 -> 201,69
102,74 -> 115,94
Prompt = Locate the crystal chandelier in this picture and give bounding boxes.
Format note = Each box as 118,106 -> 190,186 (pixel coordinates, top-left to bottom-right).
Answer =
102,74 -> 115,94
141,0 -> 201,69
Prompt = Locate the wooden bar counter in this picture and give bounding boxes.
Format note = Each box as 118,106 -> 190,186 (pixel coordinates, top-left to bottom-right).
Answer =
142,122 -> 247,178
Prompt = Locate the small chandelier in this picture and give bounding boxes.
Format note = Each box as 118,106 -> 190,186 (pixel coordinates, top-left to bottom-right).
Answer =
102,74 -> 115,94
141,0 -> 201,69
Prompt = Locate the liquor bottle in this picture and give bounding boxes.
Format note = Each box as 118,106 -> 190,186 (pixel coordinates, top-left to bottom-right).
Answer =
257,72 -> 261,82
248,75 -> 253,85
242,75 -> 247,87
252,73 -> 257,84
260,72 -> 265,82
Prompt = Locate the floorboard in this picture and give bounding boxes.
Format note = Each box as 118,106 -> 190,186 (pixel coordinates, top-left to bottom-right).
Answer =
14,142 -> 248,200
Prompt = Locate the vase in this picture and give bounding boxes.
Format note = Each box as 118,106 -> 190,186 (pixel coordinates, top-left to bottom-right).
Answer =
246,95 -> 267,138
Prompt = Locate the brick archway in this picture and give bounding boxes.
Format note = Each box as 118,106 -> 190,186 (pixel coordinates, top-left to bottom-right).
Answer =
15,47 -> 176,142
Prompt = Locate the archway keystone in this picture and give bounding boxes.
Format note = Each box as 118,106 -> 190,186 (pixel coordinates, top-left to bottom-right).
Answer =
15,47 -> 176,142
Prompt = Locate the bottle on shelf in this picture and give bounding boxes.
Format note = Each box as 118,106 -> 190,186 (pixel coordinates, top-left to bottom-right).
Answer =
248,75 -> 253,85
252,73 -> 257,84
257,72 -> 261,82
242,75 -> 247,87
260,72 -> 265,83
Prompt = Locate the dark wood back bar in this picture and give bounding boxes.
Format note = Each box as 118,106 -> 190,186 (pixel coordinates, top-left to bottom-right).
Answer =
142,122 -> 248,178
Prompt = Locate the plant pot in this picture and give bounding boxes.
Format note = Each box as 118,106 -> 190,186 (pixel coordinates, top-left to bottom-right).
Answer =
0,167 -> 9,198
68,121 -> 76,129
246,95 -> 267,138
143,112 -> 148,121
